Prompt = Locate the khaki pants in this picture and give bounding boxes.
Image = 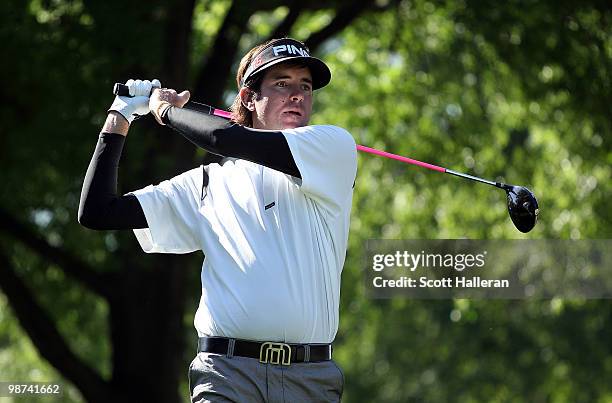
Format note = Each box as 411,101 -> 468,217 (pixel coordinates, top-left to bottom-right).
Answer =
189,352 -> 344,402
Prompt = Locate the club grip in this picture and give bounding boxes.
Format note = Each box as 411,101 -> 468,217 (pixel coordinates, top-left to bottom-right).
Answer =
113,83 -> 132,96
114,82 -> 163,96
113,82 -> 233,120
113,82 -> 165,97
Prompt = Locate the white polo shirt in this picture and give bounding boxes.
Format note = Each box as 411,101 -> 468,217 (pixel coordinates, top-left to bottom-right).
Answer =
131,125 -> 357,344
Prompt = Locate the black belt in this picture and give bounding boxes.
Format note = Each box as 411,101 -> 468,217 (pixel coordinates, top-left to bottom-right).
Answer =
198,337 -> 332,366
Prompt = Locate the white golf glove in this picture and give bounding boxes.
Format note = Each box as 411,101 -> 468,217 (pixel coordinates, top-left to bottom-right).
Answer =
109,79 -> 161,123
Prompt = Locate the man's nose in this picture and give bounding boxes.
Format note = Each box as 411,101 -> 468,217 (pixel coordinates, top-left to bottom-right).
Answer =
289,85 -> 305,102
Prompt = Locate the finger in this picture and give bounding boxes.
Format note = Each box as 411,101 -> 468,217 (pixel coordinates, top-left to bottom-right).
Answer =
132,80 -> 142,97
139,80 -> 152,97
152,79 -> 161,89
126,79 -> 135,96
176,90 -> 191,107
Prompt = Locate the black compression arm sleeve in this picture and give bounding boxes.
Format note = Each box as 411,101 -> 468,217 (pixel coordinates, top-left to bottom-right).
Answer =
164,106 -> 301,178
78,133 -> 148,230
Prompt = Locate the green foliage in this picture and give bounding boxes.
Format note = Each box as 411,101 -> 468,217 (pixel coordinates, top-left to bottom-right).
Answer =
313,1 -> 611,401
0,293 -> 85,402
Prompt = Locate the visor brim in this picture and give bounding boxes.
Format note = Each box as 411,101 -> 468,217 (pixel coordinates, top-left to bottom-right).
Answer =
244,56 -> 331,90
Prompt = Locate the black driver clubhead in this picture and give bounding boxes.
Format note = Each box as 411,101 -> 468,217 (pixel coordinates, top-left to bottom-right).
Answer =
504,185 -> 539,233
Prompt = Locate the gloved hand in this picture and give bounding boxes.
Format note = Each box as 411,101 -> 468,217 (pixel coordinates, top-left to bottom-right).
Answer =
109,79 -> 161,124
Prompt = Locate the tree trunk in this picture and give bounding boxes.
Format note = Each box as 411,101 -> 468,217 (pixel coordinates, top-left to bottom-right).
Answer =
109,254 -> 191,402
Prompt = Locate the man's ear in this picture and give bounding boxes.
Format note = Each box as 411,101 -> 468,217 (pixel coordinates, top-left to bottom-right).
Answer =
239,87 -> 256,111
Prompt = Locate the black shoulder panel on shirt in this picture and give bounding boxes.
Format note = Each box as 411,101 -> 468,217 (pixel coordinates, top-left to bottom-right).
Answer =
166,106 -> 301,178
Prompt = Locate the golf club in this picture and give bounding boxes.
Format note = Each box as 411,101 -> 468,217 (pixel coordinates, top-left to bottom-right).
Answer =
354,145 -> 539,233
113,83 -> 539,233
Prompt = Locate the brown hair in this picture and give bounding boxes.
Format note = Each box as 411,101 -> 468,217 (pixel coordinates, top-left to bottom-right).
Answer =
230,40 -> 275,127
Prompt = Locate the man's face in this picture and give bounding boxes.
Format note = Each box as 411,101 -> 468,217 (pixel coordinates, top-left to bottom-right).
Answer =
250,63 -> 313,130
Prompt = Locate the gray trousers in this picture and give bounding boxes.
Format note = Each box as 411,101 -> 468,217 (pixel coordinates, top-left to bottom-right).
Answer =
188,352 -> 344,402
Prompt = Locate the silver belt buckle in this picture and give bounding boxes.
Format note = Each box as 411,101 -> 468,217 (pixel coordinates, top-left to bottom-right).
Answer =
259,342 -> 291,366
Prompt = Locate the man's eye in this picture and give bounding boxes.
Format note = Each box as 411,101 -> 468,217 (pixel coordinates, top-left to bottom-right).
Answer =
302,84 -> 312,91
276,82 -> 287,87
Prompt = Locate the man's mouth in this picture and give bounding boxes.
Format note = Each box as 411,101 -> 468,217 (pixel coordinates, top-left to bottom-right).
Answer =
282,110 -> 302,117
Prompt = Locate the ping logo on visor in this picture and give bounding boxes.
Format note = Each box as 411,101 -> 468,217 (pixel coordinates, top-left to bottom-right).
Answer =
272,44 -> 310,57
241,38 -> 331,90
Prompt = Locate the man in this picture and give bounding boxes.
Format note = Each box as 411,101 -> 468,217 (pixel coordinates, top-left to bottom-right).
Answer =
79,38 -> 357,402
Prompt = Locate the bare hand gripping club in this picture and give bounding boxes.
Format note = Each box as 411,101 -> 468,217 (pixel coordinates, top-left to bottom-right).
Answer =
113,83 -> 539,232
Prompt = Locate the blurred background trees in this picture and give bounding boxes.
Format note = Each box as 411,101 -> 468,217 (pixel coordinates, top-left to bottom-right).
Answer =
0,0 -> 609,401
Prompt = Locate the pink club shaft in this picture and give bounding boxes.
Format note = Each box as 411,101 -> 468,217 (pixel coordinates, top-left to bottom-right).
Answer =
355,145 -> 446,173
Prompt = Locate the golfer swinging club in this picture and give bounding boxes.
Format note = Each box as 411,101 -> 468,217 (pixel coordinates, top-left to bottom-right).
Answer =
79,37 -> 357,402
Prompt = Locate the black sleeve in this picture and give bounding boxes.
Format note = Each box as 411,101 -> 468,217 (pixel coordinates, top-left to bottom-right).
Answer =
163,106 -> 301,178
78,133 -> 148,230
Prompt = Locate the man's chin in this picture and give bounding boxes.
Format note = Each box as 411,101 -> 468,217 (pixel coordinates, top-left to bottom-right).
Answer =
279,117 -> 308,129
280,123 -> 303,129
